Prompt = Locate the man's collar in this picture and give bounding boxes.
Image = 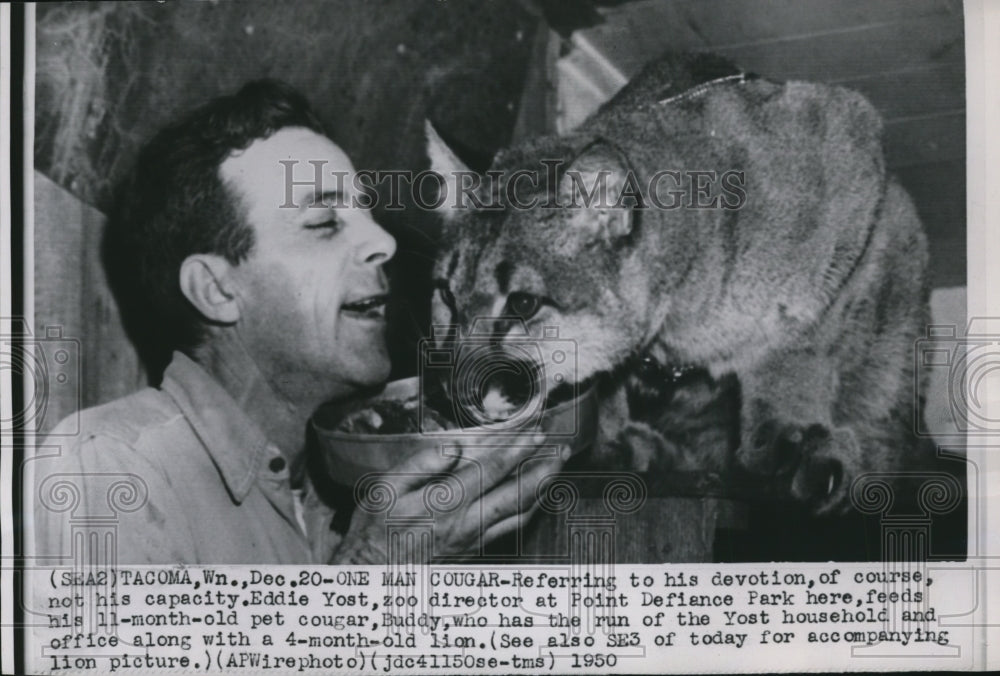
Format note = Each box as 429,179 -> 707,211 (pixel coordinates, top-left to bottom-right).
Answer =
160,351 -> 271,503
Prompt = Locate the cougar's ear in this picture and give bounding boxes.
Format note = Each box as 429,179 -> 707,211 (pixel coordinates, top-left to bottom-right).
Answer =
559,139 -> 639,244
425,120 -> 478,221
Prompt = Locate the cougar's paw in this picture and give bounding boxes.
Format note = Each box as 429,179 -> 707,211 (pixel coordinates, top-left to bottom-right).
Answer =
742,419 -> 813,476
608,422 -> 680,472
790,427 -> 858,515
740,420 -> 854,514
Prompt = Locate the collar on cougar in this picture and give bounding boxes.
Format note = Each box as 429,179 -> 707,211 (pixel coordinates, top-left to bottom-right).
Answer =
657,71 -> 759,106
634,352 -> 698,385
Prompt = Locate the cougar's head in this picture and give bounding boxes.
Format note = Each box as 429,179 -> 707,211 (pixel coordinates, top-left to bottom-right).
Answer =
425,123 -> 665,421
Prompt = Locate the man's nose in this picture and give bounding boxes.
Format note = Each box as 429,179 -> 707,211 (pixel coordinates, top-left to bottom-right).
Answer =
357,219 -> 397,265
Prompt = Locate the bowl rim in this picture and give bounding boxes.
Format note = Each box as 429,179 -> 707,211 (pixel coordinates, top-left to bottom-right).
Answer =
312,378 -> 596,441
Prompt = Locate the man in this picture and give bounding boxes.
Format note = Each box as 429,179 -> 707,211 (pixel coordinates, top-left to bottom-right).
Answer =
32,80 -> 554,565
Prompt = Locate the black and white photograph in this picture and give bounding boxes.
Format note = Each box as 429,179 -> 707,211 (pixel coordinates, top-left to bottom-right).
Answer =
1,0 -> 997,673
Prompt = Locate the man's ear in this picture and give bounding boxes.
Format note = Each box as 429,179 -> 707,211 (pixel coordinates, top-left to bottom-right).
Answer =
178,254 -> 240,324
425,120 -> 478,220
558,139 -> 638,244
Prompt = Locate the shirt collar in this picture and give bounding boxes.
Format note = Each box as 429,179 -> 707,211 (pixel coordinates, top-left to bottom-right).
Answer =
159,351 -> 271,503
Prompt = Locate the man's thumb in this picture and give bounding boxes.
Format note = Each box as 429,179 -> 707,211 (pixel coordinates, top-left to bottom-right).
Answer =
357,444 -> 462,506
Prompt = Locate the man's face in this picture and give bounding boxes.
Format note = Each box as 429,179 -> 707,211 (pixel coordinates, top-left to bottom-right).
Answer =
219,126 -> 396,399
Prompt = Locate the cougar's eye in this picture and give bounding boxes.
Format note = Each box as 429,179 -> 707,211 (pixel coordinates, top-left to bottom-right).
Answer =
506,291 -> 541,320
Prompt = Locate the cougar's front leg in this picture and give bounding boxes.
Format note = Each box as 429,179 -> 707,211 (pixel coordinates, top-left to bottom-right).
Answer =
736,351 -> 861,514
593,381 -> 677,471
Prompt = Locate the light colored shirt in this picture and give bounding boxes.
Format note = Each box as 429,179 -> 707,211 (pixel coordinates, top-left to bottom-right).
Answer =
31,352 -> 339,565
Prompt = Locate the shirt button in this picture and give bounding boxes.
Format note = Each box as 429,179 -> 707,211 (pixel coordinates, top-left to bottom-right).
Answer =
268,456 -> 286,473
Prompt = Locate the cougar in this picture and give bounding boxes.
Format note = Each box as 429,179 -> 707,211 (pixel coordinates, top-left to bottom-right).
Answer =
426,52 -> 933,514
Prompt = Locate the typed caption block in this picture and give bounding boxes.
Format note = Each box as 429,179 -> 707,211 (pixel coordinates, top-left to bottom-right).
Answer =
26,564 -> 976,674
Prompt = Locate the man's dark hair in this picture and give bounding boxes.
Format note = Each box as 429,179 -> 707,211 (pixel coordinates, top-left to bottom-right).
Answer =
104,79 -> 324,379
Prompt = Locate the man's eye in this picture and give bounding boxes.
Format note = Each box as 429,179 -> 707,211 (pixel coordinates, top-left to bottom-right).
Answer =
303,218 -> 342,237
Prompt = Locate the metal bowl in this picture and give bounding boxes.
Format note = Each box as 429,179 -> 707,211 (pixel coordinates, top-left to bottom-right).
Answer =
311,377 -> 598,487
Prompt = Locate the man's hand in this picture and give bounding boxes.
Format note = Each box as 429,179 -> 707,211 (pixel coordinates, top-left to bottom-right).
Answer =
330,433 -> 566,563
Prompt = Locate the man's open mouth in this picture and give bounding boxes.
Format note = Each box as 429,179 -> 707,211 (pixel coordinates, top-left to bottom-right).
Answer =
341,293 -> 389,319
